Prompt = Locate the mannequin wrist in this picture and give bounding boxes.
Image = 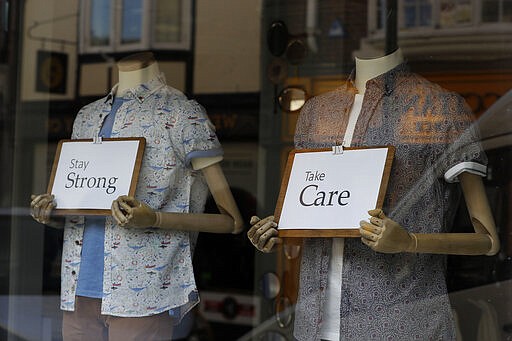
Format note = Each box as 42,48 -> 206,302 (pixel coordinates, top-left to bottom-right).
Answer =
407,233 -> 418,252
154,211 -> 162,228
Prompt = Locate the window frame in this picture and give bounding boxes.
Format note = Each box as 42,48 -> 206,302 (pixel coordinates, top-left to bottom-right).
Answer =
79,0 -> 192,54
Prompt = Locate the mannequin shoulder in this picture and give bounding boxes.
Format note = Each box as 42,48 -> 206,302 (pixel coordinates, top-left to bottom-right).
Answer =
404,72 -> 463,99
154,88 -> 210,123
300,86 -> 352,116
76,97 -> 107,117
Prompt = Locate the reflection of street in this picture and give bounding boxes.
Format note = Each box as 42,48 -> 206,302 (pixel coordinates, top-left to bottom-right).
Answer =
449,279 -> 512,341
0,295 -> 62,341
237,302 -> 294,341
238,279 -> 512,341
477,89 -> 512,151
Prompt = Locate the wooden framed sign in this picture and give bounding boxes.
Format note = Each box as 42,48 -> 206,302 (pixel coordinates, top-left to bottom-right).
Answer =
47,137 -> 146,216
275,146 -> 395,237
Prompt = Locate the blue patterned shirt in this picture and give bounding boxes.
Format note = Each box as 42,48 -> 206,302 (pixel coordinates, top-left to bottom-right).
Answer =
60,74 -> 222,320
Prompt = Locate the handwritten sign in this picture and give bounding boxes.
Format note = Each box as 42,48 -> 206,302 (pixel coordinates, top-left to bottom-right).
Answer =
47,138 -> 145,215
275,146 -> 394,237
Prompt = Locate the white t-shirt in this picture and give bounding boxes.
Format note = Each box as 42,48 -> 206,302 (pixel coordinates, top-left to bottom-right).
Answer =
320,94 -> 364,340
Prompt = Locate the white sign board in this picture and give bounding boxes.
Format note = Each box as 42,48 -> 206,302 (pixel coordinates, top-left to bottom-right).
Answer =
48,138 -> 145,215
275,147 -> 394,237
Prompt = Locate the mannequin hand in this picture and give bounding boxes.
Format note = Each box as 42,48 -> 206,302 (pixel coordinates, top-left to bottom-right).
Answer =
247,216 -> 282,253
30,194 -> 57,225
111,195 -> 156,228
359,209 -> 415,253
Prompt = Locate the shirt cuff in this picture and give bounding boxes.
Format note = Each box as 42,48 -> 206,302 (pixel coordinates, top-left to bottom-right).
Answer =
186,148 -> 224,169
444,162 -> 487,183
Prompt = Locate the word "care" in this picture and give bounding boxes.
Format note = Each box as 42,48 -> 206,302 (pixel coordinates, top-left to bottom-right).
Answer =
299,170 -> 351,207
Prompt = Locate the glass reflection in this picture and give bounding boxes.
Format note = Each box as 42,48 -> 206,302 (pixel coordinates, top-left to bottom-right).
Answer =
285,40 -> 307,65
259,330 -> 288,341
284,244 -> 301,260
121,0 -> 143,44
154,0 -> 182,43
278,87 -> 307,112
90,0 -> 111,46
275,296 -> 293,328
260,272 -> 281,299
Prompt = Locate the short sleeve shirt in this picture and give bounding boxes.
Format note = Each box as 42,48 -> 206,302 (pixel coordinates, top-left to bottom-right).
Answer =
60,74 -> 223,319
293,64 -> 486,340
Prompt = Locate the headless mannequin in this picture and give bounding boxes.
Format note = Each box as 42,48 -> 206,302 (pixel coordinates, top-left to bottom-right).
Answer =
31,52 -> 243,234
248,47 -> 499,256
356,48 -> 499,256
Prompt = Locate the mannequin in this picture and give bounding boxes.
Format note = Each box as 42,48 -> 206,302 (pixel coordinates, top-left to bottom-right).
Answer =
32,52 -> 243,234
30,51 -> 243,341
248,48 -> 499,340
249,48 -> 498,255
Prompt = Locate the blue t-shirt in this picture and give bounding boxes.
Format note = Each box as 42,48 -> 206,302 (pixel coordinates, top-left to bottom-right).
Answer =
76,97 -> 125,298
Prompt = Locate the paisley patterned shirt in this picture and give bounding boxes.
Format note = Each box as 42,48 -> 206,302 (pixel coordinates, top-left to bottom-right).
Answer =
293,63 -> 486,340
60,74 -> 222,319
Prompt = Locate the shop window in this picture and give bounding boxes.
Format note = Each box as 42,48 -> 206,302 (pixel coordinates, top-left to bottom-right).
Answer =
79,0 -> 191,53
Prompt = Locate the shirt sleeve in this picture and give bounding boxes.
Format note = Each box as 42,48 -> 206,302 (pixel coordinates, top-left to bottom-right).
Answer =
172,99 -> 223,168
434,91 -> 488,182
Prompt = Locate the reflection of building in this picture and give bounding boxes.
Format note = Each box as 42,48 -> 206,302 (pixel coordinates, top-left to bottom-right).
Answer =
359,0 -> 512,116
361,0 -> 512,61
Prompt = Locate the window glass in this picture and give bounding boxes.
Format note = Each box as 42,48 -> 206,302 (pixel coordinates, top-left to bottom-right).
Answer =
377,0 -> 385,29
153,0 -> 182,43
404,0 -> 432,28
3,1 -> 512,341
440,0 -> 473,27
483,0 -> 512,21
90,0 -> 111,46
121,0 -> 143,44
504,0 -> 512,20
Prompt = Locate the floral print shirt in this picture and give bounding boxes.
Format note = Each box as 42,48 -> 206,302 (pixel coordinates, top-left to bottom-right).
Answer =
293,63 -> 486,340
60,74 -> 222,320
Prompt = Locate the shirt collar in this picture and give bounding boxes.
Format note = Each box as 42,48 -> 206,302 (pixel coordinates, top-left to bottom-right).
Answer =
346,61 -> 410,96
104,72 -> 167,105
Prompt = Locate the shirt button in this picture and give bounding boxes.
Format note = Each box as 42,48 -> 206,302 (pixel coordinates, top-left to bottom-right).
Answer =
75,240 -> 80,245
71,271 -> 76,275
99,114 -> 103,118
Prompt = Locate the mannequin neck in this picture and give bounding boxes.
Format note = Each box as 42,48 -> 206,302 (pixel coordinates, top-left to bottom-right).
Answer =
116,57 -> 160,96
354,48 -> 404,94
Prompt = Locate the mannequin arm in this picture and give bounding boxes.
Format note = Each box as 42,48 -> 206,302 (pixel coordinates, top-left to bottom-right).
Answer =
247,215 -> 282,253
112,162 -> 244,234
360,172 -> 499,256
29,194 -> 65,229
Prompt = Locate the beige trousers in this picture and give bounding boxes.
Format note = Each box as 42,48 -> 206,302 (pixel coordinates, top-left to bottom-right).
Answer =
62,296 -> 174,341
